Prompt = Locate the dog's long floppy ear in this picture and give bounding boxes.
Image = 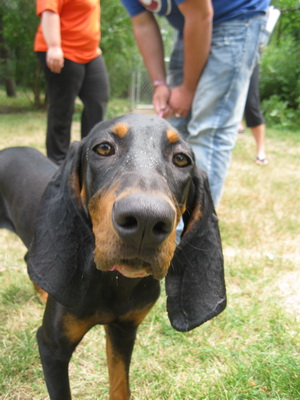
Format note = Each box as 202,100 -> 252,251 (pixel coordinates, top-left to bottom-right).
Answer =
165,168 -> 226,332
27,141 -> 95,307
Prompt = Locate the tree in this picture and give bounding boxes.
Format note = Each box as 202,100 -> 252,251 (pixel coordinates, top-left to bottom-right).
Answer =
101,0 -> 137,98
0,0 -> 42,104
0,10 -> 16,97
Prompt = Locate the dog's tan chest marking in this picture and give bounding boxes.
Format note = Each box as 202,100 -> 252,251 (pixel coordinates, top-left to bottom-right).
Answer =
63,314 -> 99,344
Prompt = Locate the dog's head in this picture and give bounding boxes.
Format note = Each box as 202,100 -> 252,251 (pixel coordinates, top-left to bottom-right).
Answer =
27,114 -> 226,332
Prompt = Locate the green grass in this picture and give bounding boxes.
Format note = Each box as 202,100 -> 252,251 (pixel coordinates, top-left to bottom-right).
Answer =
0,112 -> 299,399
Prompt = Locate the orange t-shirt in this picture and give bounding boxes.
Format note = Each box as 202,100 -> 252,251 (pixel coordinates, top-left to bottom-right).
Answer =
34,0 -> 101,64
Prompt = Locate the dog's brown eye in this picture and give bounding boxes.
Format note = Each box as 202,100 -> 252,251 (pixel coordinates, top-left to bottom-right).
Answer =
94,143 -> 115,156
173,153 -> 191,168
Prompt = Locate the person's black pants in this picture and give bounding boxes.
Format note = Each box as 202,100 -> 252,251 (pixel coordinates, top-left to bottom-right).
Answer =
37,53 -> 109,165
244,64 -> 264,128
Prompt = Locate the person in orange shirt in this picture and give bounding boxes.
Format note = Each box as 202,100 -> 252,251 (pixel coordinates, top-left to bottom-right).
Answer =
34,0 -> 109,165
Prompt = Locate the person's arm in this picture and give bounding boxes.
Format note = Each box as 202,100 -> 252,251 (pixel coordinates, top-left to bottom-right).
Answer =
169,0 -> 213,118
41,10 -> 64,73
131,11 -> 172,116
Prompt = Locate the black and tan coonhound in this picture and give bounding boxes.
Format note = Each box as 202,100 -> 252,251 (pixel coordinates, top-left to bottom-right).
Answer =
0,114 -> 226,400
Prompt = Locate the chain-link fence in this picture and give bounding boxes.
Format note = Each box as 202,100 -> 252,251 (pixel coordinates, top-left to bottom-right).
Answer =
130,19 -> 175,114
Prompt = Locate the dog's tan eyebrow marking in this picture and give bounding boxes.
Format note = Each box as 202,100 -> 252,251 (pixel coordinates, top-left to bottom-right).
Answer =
166,129 -> 180,143
112,123 -> 129,138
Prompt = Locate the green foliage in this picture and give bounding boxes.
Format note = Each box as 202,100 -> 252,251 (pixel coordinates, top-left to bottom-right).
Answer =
260,36 -> 300,127
97,0 -> 137,98
259,3 -> 300,126
260,38 -> 300,107
261,94 -> 300,127
271,0 -> 300,40
1,0 -> 39,88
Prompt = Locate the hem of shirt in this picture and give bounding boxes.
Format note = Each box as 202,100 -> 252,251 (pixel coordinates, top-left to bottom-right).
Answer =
33,47 -> 101,64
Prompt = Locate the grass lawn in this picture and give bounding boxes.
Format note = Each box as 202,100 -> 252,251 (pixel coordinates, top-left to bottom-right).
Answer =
0,108 -> 299,399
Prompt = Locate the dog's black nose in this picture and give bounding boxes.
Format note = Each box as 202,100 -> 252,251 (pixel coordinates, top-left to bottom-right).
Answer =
112,193 -> 175,248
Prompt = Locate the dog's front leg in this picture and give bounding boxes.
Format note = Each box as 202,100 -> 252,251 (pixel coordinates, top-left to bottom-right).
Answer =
105,321 -> 138,400
37,325 -> 73,400
37,296 -> 92,400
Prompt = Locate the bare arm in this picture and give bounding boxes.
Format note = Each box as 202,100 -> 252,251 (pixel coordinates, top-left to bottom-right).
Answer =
41,10 -> 64,73
169,0 -> 213,117
131,11 -> 172,116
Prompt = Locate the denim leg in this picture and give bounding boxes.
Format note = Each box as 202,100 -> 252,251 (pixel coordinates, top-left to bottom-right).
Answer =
79,55 -> 110,138
168,16 -> 269,206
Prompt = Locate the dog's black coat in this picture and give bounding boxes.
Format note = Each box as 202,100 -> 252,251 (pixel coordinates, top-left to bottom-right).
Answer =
0,114 -> 226,399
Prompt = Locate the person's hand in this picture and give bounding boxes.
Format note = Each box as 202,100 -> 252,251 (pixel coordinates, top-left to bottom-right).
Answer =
46,46 -> 64,73
153,85 -> 173,118
169,85 -> 195,119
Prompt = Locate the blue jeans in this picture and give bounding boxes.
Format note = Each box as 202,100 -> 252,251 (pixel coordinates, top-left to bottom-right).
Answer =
168,15 -> 269,206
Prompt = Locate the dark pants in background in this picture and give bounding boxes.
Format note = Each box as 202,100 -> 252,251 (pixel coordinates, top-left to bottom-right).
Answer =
37,53 -> 109,165
244,64 -> 264,128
